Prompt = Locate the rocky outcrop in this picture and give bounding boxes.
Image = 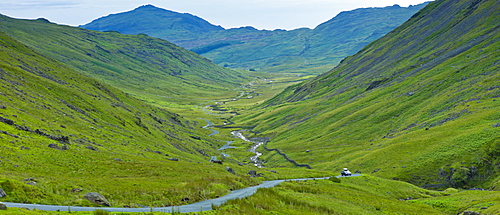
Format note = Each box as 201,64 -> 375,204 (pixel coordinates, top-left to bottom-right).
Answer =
84,192 -> 111,206
0,202 -> 6,210
71,188 -> 83,193
226,166 -> 235,175
461,211 -> 480,215
48,144 -> 61,150
248,170 -> 264,177
0,188 -> 6,198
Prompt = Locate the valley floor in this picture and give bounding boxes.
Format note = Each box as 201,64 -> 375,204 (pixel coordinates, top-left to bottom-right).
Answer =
2,74 -> 499,215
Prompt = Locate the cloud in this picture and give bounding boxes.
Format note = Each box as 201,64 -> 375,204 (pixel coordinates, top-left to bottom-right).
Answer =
0,0 -> 80,9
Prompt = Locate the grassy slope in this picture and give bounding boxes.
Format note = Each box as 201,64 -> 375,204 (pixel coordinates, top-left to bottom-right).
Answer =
0,15 -> 249,106
0,29 -> 265,207
0,1 -> 498,214
233,0 -> 500,188
214,175 -> 500,215
215,175 -> 444,214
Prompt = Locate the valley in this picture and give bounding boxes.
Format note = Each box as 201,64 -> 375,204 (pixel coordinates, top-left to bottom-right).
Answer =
1,0 -> 500,214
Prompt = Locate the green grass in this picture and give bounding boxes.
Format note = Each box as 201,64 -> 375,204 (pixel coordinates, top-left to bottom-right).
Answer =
212,175 -> 500,215
2,175 -> 500,214
413,190 -> 500,214
0,209 -> 200,215
213,175 -> 447,214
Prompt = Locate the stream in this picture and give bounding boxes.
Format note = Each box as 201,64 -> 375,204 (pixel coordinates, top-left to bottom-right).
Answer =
231,130 -> 264,168
200,118 -> 219,136
200,117 -> 264,167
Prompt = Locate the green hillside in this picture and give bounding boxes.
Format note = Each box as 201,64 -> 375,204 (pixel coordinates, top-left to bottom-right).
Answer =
233,0 -> 500,189
0,29 -> 271,207
0,14 -> 249,106
81,4 -> 428,74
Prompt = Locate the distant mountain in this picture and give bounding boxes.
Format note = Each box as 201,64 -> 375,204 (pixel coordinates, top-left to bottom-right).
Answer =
81,4 -> 224,43
0,14 -> 249,105
236,0 -> 500,188
81,3 -> 428,73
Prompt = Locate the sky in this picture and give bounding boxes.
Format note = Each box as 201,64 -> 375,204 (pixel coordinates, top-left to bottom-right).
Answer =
0,0 -> 431,30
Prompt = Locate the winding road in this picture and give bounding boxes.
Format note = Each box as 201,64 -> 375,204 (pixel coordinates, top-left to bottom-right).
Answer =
3,175 -> 361,213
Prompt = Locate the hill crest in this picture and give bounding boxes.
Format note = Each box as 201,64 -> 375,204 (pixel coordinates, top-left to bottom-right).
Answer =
1,14 -> 248,105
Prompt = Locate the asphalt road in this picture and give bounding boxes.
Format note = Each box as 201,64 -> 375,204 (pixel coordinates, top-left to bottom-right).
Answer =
3,174 -> 361,213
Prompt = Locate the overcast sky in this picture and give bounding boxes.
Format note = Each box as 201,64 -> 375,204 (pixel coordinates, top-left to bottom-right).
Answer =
0,0 -> 431,30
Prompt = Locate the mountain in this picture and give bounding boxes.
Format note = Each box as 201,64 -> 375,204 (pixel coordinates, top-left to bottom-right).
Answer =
81,4 -> 224,46
235,0 -> 500,189
81,3 -> 428,73
0,14 -> 249,106
201,3 -> 430,73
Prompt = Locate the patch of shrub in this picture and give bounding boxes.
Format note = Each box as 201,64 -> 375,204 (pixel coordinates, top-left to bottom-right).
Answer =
443,188 -> 459,194
93,209 -> 110,215
452,167 -> 470,187
329,177 -> 341,183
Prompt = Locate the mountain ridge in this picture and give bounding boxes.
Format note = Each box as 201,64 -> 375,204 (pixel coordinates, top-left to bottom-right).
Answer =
0,14 -> 250,105
80,3 -> 429,73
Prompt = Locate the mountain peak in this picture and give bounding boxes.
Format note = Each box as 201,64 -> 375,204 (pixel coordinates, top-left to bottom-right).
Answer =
81,5 -> 224,39
135,4 -> 171,12
138,4 -> 157,8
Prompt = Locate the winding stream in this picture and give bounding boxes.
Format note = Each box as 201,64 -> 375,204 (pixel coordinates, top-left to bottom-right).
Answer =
231,130 -> 265,168
200,117 -> 263,166
200,118 -> 219,136
218,141 -> 235,158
